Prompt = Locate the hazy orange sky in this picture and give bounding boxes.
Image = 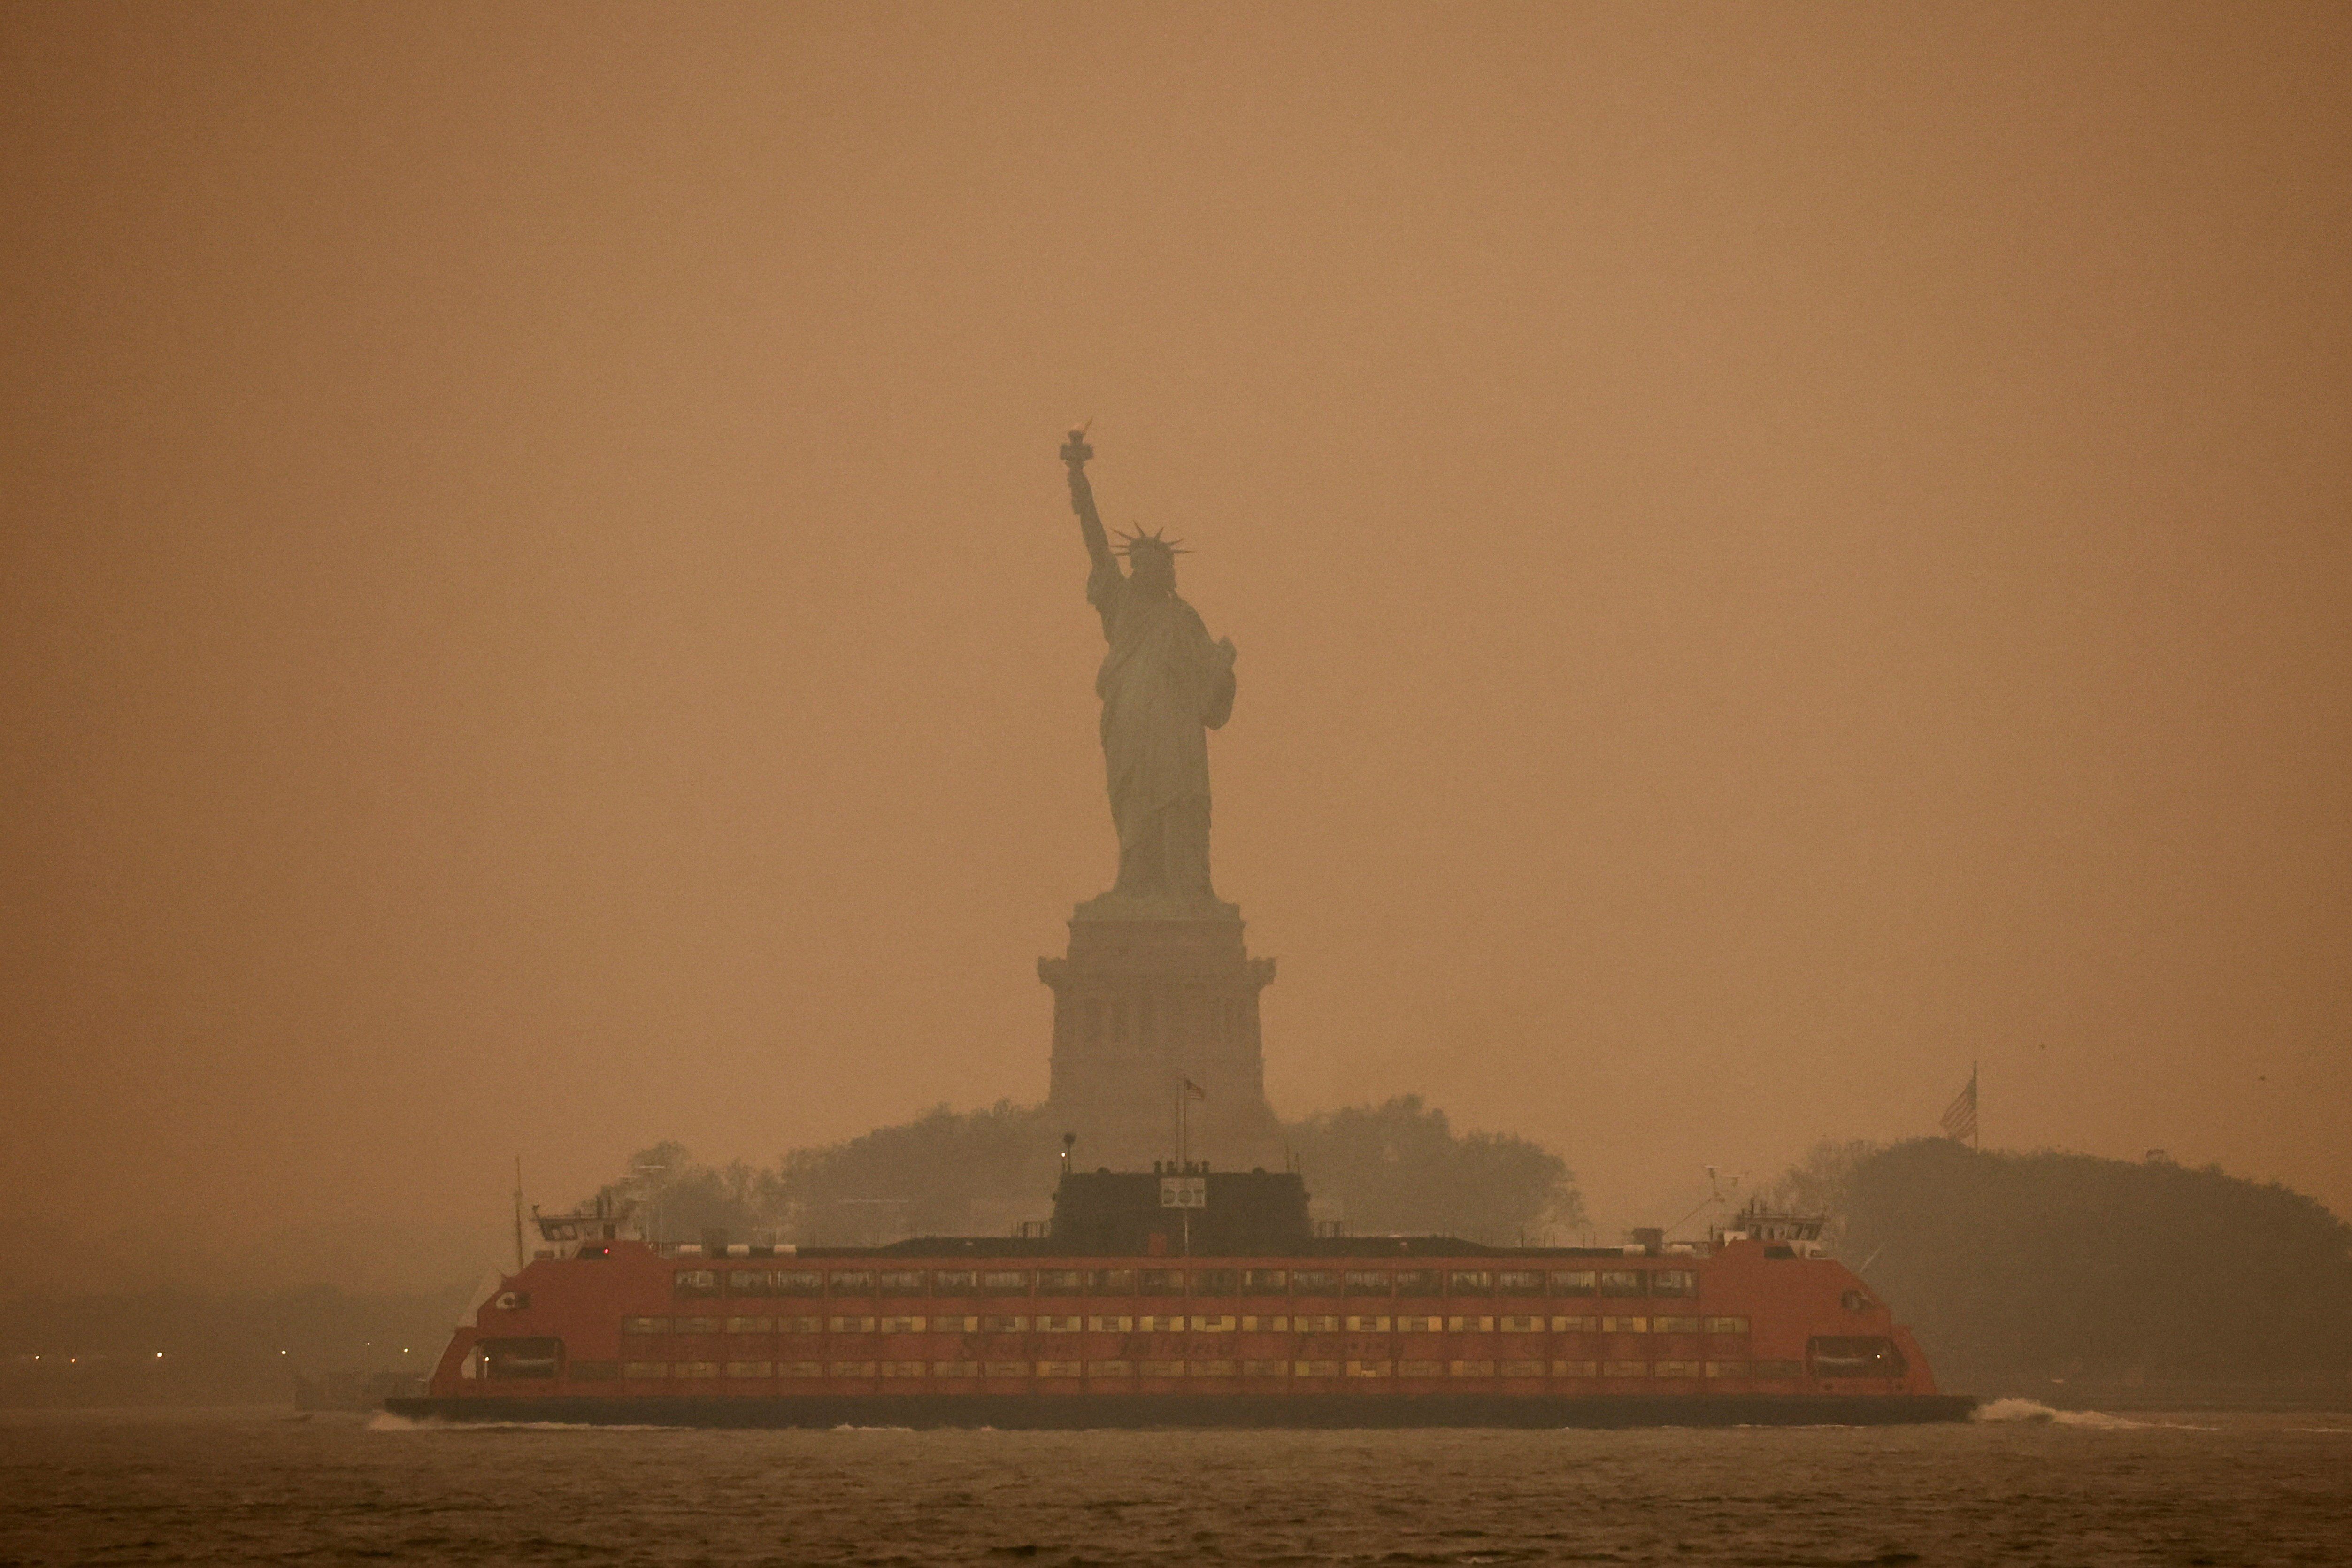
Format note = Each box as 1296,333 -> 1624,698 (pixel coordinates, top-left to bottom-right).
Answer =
4,3 -> 2346,1290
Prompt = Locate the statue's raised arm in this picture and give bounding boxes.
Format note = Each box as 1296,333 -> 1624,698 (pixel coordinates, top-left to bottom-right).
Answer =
1061,427 -> 1117,578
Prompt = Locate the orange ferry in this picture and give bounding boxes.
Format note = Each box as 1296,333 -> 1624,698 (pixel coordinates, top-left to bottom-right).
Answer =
392,1166 -> 1970,1427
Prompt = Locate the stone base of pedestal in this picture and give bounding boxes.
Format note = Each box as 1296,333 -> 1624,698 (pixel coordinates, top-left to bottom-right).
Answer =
1038,907 -> 1282,1171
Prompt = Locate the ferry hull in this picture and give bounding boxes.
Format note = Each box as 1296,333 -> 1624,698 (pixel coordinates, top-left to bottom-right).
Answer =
386,1391 -> 1977,1429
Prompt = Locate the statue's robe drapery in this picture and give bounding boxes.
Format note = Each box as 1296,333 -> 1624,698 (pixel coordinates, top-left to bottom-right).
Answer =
1089,553 -> 1235,900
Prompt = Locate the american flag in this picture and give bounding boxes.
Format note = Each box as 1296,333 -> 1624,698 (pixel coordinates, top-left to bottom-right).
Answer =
1182,1077 -> 1206,1101
1939,1067 -> 1979,1146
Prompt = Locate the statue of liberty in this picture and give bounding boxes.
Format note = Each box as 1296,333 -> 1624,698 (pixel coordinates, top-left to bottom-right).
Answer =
1060,429 -> 1238,914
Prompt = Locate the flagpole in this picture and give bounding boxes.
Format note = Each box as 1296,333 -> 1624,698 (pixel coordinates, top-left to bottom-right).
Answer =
1972,1061 -> 1980,1150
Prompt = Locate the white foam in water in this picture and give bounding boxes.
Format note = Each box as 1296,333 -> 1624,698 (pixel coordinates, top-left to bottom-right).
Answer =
1972,1398 -> 2214,1430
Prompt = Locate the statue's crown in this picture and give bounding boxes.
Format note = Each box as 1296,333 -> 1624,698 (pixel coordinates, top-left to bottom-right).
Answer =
1115,526 -> 1188,558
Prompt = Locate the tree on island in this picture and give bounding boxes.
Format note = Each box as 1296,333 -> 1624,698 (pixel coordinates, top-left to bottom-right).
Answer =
1773,1137 -> 2352,1395
598,1095 -> 1580,1249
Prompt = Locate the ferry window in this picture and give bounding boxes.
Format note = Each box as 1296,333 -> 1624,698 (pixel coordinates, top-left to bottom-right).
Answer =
829,1271 -> 876,1297
828,1316 -> 876,1333
1294,1314 -> 1339,1333
1550,1315 -> 1597,1333
1086,1314 -> 1132,1332
1137,1269 -> 1182,1297
980,1271 -> 1030,1296
1293,1359 -> 1340,1378
935,1315 -> 979,1333
1600,1316 -> 1648,1334
674,1317 -> 720,1335
569,1360 -> 618,1382
1240,1360 -> 1286,1377
830,1360 -> 877,1378
932,1270 -> 977,1294
1600,1360 -> 1649,1377
781,1316 -> 823,1334
1548,1270 -> 1597,1297
1496,1270 -> 1543,1297
1500,1359 -> 1544,1377
1037,1360 -> 1082,1377
1653,1315 -> 1701,1334
1189,1359 -> 1237,1378
1655,1360 -> 1701,1378
482,1337 -> 561,1378
1598,1270 -> 1644,1297
1344,1360 -> 1393,1378
621,1316 -> 669,1335
673,1270 -> 720,1299
1038,1315 -> 1083,1333
1036,1269 -> 1085,1296
1447,1270 -> 1494,1296
1084,1269 -> 1134,1294
1191,1269 -> 1240,1297
1139,1359 -> 1184,1377
877,1271 -> 927,1295
880,1361 -> 924,1378
980,1315 -> 1028,1333
878,1316 -> 924,1333
1291,1271 -> 1340,1295
984,1360 -> 1031,1377
1343,1271 -> 1392,1297
1550,1359 -> 1598,1377
1086,1360 -> 1131,1377
724,1361 -> 772,1378
726,1271 -> 772,1297
774,1270 -> 823,1297
1393,1270 -> 1441,1297
1651,1269 -> 1697,1298
1705,1316 -> 1750,1335
1400,1359 -> 1444,1377
676,1361 -> 719,1380
935,1360 -> 980,1377
1703,1361 -> 1750,1379
1752,1359 -> 1804,1378
1806,1336 -> 1907,1377
724,1317 -> 773,1334
1498,1315 -> 1543,1334
1446,1360 -> 1494,1377
621,1361 -> 668,1379
1242,1269 -> 1288,1293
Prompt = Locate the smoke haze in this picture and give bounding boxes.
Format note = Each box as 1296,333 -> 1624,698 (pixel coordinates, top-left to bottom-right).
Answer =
3,2 -> 2346,1289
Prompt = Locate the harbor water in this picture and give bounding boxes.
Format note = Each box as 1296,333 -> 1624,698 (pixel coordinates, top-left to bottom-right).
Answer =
2,1402 -> 2346,1565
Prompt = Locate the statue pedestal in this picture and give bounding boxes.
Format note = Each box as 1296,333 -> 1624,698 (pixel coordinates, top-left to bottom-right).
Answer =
1038,904 -> 1282,1170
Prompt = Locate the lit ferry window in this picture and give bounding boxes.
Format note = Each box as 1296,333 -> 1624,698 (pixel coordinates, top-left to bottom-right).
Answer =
877,1271 -> 926,1296
829,1271 -> 876,1297
1290,1271 -> 1339,1296
1446,1270 -> 1494,1296
933,1271 -> 977,1295
1651,1269 -> 1698,1298
1598,1270 -> 1645,1297
1548,1270 -> 1598,1297
1704,1316 -> 1750,1335
1137,1269 -> 1182,1297
773,1271 -> 823,1297
1393,1270 -> 1441,1297
980,1271 -> 1030,1296
1343,1271 -> 1391,1297
1496,1271 -> 1544,1296
726,1271 -> 773,1297
673,1270 -> 720,1299
621,1316 -> 669,1335
1084,1269 -> 1134,1295
1036,1270 -> 1085,1295
1191,1269 -> 1239,1297
1242,1269 -> 1288,1293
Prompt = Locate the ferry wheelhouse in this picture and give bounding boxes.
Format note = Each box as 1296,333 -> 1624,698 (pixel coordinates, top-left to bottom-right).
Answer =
392,1167 -> 1968,1427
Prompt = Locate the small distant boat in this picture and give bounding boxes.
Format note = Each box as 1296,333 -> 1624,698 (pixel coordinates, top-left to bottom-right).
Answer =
390,1168 -> 1972,1428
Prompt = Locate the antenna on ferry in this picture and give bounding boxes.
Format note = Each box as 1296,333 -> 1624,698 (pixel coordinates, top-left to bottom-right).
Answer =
512,1155 -> 525,1273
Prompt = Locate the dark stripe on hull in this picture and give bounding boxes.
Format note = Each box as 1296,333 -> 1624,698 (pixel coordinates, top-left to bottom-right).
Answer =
385,1392 -> 1976,1429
